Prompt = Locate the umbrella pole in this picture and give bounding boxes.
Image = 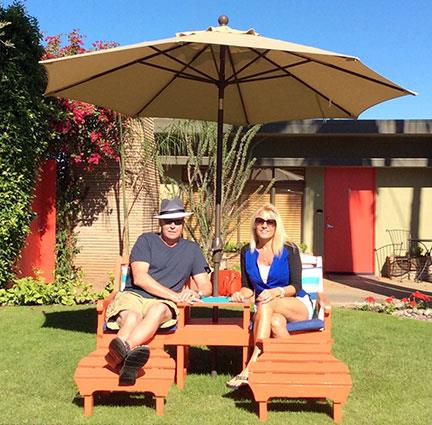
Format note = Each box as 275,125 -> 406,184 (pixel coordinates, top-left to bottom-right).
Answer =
212,45 -> 226,298
119,115 -> 130,257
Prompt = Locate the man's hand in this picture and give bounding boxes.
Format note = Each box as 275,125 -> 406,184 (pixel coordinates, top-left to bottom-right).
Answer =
177,288 -> 201,304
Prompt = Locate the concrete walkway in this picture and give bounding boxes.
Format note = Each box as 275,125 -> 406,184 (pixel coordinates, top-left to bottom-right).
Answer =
324,274 -> 432,306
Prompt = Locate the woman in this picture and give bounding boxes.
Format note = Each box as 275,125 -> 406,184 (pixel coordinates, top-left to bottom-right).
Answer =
226,203 -> 313,388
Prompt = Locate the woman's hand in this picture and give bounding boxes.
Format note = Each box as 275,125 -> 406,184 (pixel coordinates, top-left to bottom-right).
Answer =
230,291 -> 245,302
230,288 -> 253,303
256,288 -> 280,304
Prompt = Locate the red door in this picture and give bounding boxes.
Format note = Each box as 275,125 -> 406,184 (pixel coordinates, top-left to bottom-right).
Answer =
324,168 -> 375,273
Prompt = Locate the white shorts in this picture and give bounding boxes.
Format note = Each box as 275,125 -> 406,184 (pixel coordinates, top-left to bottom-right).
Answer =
296,293 -> 314,320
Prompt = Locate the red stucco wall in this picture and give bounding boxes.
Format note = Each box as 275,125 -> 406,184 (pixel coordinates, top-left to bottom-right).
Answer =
16,160 -> 56,283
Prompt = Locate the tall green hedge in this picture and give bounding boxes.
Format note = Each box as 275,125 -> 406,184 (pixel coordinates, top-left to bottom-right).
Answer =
0,2 -> 53,287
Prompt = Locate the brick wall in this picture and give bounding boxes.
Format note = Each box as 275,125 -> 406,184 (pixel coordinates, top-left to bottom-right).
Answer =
74,118 -> 159,290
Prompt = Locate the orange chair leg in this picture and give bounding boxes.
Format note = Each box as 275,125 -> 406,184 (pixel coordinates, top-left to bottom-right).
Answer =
155,396 -> 164,416
333,401 -> 342,423
176,345 -> 185,389
83,394 -> 94,416
258,401 -> 268,421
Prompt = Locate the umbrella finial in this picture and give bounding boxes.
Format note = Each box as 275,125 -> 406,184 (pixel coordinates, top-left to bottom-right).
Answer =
218,15 -> 229,26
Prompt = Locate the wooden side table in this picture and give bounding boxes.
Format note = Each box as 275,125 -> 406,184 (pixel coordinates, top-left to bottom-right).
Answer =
166,298 -> 252,389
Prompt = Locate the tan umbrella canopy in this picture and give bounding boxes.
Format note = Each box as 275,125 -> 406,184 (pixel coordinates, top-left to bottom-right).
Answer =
40,16 -> 414,294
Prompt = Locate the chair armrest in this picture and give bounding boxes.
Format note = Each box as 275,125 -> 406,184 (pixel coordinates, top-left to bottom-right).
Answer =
317,292 -> 332,315
316,292 -> 332,331
96,290 -> 118,337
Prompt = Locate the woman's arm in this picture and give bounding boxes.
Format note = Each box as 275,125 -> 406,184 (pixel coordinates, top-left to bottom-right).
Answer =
240,244 -> 253,290
288,243 -> 302,293
231,245 -> 254,302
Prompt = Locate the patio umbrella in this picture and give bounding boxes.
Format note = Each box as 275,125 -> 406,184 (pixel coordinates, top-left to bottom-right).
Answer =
40,16 -> 414,295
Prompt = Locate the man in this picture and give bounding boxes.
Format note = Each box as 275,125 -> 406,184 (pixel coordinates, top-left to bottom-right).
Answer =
105,197 -> 212,385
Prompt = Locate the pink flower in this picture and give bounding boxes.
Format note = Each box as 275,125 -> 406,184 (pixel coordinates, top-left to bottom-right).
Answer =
90,131 -> 101,143
53,120 -> 71,134
73,108 -> 86,125
401,297 -> 409,303
87,153 -> 101,165
365,296 -> 376,303
409,300 -> 417,307
385,297 -> 394,304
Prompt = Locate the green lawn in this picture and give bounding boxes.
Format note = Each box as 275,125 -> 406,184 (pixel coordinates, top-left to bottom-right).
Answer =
0,305 -> 431,425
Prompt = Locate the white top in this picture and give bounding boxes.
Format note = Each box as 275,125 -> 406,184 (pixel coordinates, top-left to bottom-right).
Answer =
258,264 -> 271,283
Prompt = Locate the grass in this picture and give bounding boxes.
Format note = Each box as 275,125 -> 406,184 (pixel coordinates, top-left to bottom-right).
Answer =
0,305 -> 431,425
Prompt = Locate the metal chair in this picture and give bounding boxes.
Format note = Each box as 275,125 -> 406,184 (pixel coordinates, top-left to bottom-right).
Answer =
374,244 -> 396,277
386,229 -> 411,256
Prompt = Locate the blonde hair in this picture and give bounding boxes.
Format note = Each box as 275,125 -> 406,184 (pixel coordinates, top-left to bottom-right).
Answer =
249,203 -> 287,256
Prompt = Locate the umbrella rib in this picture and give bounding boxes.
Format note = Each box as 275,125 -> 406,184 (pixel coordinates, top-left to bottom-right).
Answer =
43,43 -> 188,95
227,60 -> 311,84
247,49 -> 359,117
280,50 -> 410,94
226,47 -> 250,124
224,49 -> 272,83
149,44 -> 217,83
209,45 -> 220,81
136,60 -> 215,84
134,45 -> 215,116
289,74 -> 354,117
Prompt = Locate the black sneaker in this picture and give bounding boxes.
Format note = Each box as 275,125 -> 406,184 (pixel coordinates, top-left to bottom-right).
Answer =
119,345 -> 150,386
105,337 -> 130,369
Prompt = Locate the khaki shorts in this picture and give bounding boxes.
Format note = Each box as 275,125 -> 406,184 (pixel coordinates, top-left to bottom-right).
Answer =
105,291 -> 179,330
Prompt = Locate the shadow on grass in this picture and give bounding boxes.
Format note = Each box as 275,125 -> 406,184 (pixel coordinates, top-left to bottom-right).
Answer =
223,388 -> 333,418
73,390 -> 156,410
327,273 -> 432,299
42,307 -> 97,334
165,345 -> 243,376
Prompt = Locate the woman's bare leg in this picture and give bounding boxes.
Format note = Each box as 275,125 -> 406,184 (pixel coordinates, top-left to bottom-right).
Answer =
271,313 -> 289,337
227,297 -> 309,387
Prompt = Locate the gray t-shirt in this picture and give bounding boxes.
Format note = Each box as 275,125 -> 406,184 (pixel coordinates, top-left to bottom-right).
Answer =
125,232 -> 209,298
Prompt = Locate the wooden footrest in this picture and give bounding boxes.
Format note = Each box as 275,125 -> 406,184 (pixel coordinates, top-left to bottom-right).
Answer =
74,347 -> 175,416
249,354 -> 352,423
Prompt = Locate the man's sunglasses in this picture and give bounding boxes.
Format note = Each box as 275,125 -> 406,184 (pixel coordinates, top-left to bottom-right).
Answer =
255,217 -> 276,226
161,219 -> 184,226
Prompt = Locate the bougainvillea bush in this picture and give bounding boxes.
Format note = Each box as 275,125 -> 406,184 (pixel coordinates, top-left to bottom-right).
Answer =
42,30 -> 127,280
43,30 -> 122,172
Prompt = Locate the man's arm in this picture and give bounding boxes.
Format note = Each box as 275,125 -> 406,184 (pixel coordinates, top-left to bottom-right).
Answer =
131,261 -> 181,302
191,272 -> 212,297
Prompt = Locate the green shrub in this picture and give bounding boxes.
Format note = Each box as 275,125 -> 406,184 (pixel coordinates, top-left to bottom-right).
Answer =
0,3 -> 54,287
223,241 -> 245,253
299,242 -> 308,253
0,273 -> 113,306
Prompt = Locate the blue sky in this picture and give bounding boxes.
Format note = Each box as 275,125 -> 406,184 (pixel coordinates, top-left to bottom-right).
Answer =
4,0 -> 431,119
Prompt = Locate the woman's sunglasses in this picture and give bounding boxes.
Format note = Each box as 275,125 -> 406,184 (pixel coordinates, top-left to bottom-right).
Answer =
161,219 -> 184,226
255,217 -> 276,226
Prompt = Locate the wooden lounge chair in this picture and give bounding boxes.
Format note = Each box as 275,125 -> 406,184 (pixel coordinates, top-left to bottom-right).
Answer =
74,256 -> 250,415
74,256 -> 177,417
248,255 -> 352,423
